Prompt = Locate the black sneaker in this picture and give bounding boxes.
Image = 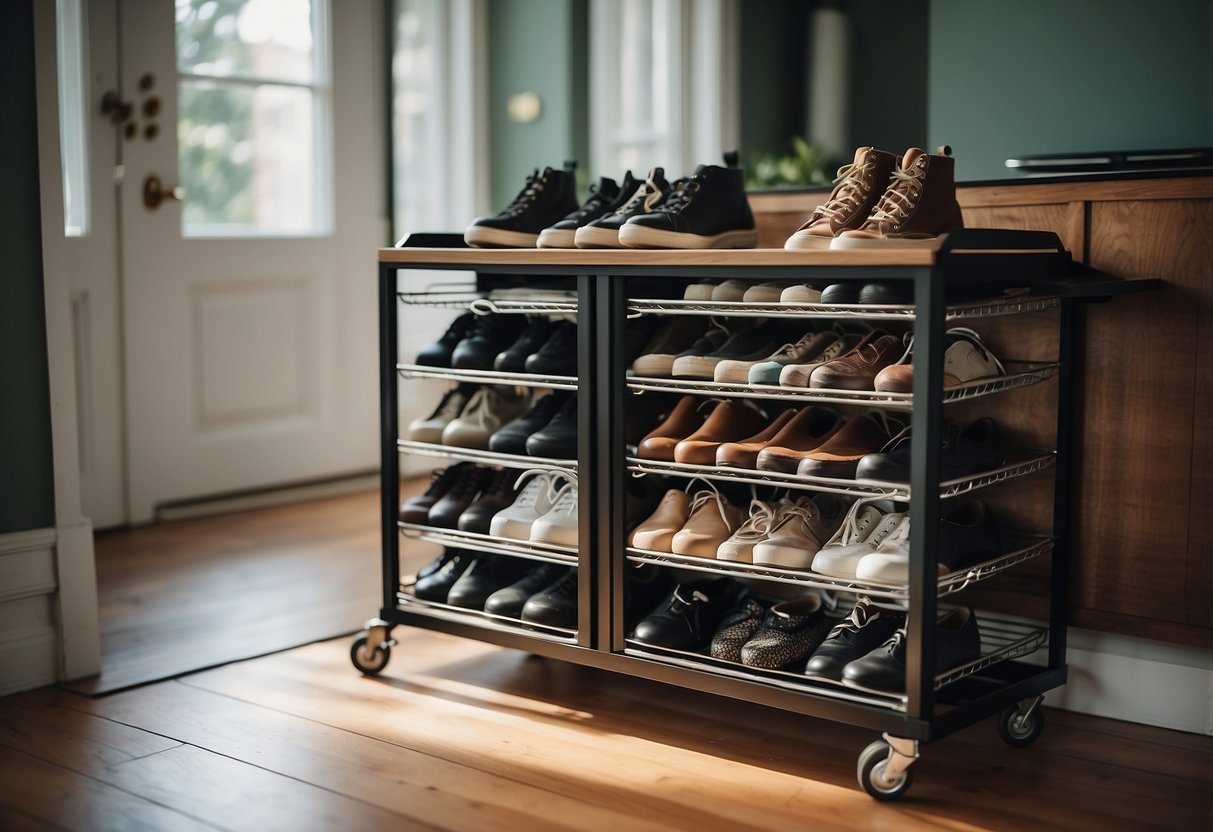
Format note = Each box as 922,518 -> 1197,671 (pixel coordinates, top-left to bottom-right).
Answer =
537,174 -> 632,249
520,567 -> 578,628
465,162 -> 580,248
488,390 -> 571,456
804,598 -> 903,680
574,167 -> 672,249
416,312 -> 476,367
525,393 -> 577,459
447,555 -> 534,610
629,577 -> 742,650
494,315 -> 555,372
451,314 -> 528,370
484,562 -> 568,618
524,320 -> 578,376
413,549 -> 478,602
619,151 -> 757,249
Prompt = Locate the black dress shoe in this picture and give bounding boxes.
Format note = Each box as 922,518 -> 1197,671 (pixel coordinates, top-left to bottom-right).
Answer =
413,549 -> 478,602
447,555 -> 534,610
525,394 -> 577,459
520,567 -> 578,628
494,316 -> 555,372
820,283 -> 861,304
488,390 -> 571,456
484,562 -> 567,618
842,607 -> 982,692
399,462 -> 474,523
416,312 -> 475,367
524,320 -> 579,376
855,418 -> 1009,482
629,577 -> 742,650
805,598 -> 904,680
427,465 -> 492,528
623,563 -> 675,629
938,499 -> 1002,571
456,467 -> 518,534
451,314 -> 528,370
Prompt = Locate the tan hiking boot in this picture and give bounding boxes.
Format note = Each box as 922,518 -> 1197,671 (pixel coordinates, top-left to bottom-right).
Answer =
784,147 -> 898,250
831,146 -> 964,249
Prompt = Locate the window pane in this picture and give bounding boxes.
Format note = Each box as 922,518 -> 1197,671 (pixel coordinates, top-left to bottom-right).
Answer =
176,0 -> 318,84
392,0 -> 439,238
56,0 -> 89,236
178,80 -> 317,235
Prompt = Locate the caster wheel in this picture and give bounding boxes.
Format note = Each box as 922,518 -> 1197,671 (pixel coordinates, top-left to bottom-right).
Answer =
857,739 -> 913,801
998,703 -> 1045,747
350,635 -> 390,675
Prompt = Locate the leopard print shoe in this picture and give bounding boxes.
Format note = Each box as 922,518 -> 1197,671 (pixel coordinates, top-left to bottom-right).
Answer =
709,597 -> 768,662
740,595 -> 833,670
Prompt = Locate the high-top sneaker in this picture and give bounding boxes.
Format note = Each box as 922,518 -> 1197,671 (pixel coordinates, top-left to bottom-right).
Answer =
619,151 -> 758,249
465,161 -> 580,248
537,173 -> 634,248
831,146 -> 964,249
784,147 -> 898,250
575,167 -> 672,248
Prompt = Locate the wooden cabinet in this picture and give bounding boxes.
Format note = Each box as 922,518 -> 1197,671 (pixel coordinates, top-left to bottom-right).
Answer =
750,175 -> 1213,647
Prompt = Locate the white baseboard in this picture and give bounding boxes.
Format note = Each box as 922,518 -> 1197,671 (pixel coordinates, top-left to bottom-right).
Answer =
0,529 -> 59,695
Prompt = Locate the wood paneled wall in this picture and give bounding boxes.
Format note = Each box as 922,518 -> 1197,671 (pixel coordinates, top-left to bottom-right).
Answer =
750,176 -> 1213,647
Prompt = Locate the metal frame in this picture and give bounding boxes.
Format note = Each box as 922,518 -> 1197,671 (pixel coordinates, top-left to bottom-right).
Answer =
375,244 -> 1158,749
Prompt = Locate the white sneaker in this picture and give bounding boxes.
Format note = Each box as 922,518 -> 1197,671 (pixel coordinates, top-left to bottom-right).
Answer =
407,385 -> 473,443
873,327 -> 1007,393
810,501 -> 906,578
717,498 -> 789,563
854,518 -> 911,583
751,495 -> 844,568
710,279 -> 750,302
780,284 -> 824,304
441,386 -> 530,449
741,281 -> 790,303
530,483 -> 578,547
490,471 -> 568,540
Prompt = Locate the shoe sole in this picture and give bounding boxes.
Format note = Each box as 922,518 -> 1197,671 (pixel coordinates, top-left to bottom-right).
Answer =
783,231 -> 834,250
751,544 -> 814,568
754,450 -> 803,474
670,355 -> 722,379
713,361 -> 758,383
796,457 -> 862,478
464,226 -> 540,248
574,226 -> 624,248
829,234 -> 944,250
618,225 -> 759,250
631,354 -> 677,377
536,228 -> 577,249
530,528 -> 578,547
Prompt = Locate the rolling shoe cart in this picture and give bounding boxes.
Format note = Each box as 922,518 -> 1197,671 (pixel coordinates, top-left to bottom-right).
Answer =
354,230 -> 1156,800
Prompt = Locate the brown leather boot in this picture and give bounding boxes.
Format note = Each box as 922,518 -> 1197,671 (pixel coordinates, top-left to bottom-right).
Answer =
784,146 -> 898,249
674,400 -> 770,465
831,146 -> 964,249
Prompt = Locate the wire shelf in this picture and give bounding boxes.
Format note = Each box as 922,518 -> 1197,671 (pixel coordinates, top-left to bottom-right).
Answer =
626,294 -> 1060,321
398,439 -> 577,472
398,521 -> 579,565
397,363 -> 578,390
395,592 -> 578,643
396,286 -> 578,316
624,613 -> 1047,708
624,535 -> 1052,600
626,361 -> 1057,409
469,297 -> 579,316
625,452 -> 1055,499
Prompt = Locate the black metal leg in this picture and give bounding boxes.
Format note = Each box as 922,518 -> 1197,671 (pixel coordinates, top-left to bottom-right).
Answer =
379,263 -> 401,618
1049,298 -> 1081,668
576,274 -> 598,649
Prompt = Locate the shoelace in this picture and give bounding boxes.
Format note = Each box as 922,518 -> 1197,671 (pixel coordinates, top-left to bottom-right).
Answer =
774,500 -> 823,536
829,600 -> 878,638
614,170 -> 666,216
511,469 -> 576,509
832,500 -> 883,545
656,174 -> 703,215
875,516 -> 910,549
686,481 -> 732,528
814,159 -> 875,220
423,464 -> 463,498
504,169 -> 548,216
730,499 -> 782,541
569,185 -> 610,220
867,161 -> 925,225
878,628 -> 907,657
546,483 -> 578,514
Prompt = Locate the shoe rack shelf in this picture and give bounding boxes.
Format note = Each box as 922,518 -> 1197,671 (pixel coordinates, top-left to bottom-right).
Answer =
360,229 -> 1158,801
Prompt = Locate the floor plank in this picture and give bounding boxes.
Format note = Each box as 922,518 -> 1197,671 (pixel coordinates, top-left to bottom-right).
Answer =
70,484 -> 434,693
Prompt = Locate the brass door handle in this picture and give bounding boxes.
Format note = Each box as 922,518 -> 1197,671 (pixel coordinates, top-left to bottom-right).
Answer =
143,175 -> 184,210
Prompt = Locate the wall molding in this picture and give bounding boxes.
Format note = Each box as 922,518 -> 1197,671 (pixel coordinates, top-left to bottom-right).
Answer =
0,528 -> 58,694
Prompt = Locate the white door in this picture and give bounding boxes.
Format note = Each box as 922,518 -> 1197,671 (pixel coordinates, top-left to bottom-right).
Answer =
117,0 -> 383,522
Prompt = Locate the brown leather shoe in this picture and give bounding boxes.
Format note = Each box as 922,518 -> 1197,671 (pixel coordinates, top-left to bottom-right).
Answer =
674,400 -> 770,465
752,408 -> 844,474
809,331 -> 903,390
629,488 -> 691,552
831,147 -> 964,249
784,147 -> 898,250
716,409 -> 798,468
636,395 -> 709,461
795,413 -> 899,478
671,489 -> 745,558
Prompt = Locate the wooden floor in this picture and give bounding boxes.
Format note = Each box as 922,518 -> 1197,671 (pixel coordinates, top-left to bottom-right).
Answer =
1,634 -> 1209,831
72,485 -> 431,693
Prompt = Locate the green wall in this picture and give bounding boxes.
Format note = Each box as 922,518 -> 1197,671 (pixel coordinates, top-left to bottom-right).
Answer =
488,0 -> 589,209
0,0 -> 55,534
739,0 -> 808,157
929,0 -> 1213,181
